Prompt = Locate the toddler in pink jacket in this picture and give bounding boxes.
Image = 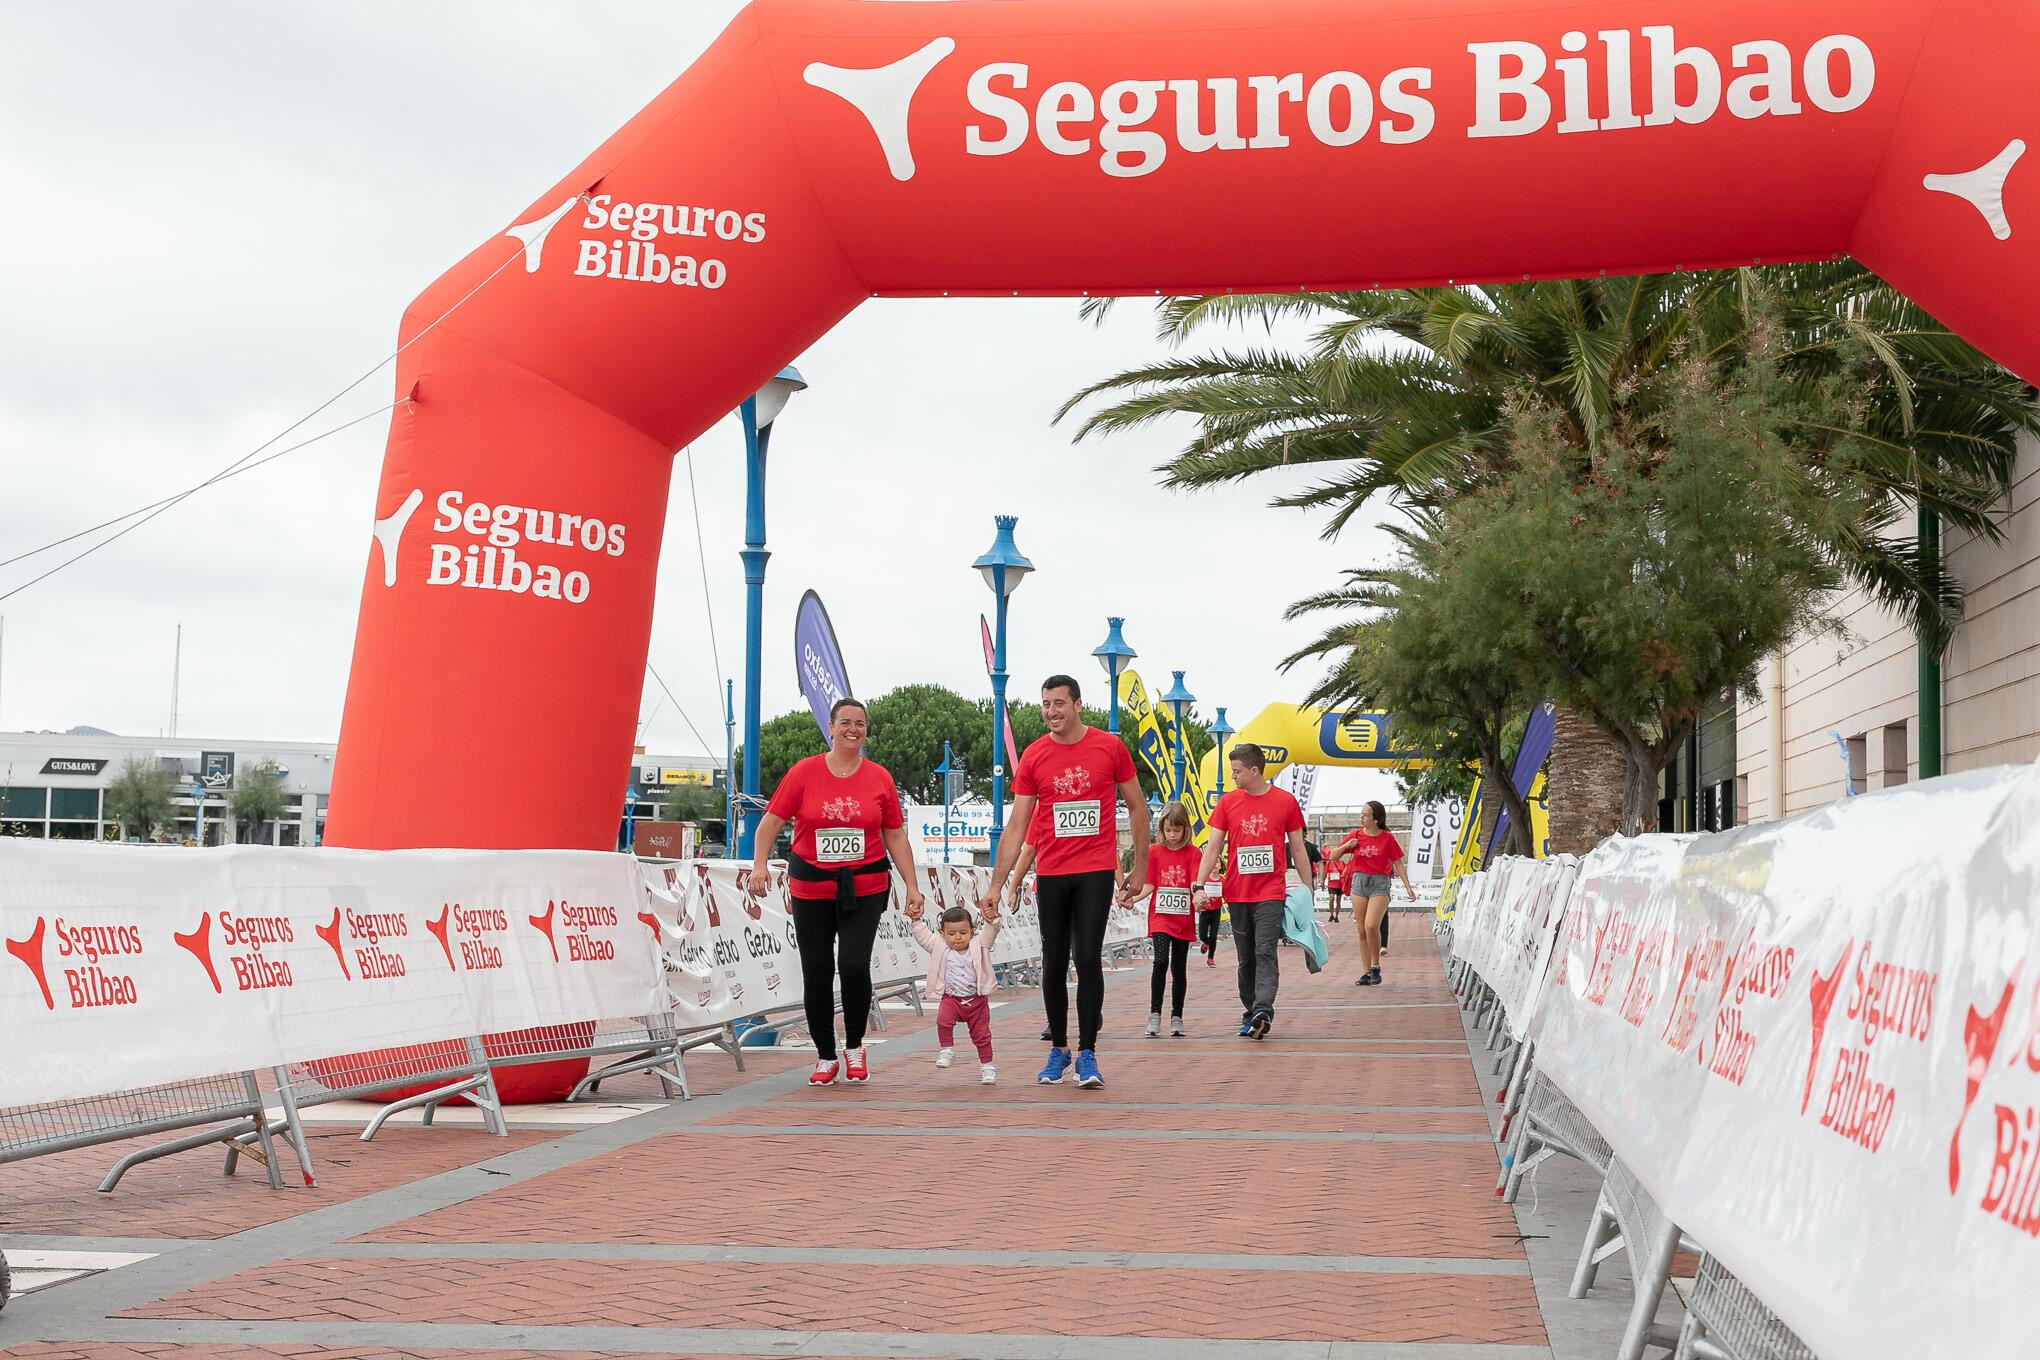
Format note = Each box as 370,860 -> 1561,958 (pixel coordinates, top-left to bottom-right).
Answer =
909,905 -> 999,1084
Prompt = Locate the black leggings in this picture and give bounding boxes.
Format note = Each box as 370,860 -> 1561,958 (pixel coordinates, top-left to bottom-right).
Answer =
790,891 -> 887,1060
1038,870 -> 1114,1052
1150,933 -> 1190,1016
1197,907 -> 1224,960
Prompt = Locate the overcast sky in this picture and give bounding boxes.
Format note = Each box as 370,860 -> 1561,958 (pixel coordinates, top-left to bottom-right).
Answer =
0,2 -> 1399,807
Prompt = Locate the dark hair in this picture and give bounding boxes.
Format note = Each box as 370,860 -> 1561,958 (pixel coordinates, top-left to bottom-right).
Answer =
1040,674 -> 1082,702
1365,800 -> 1389,830
1229,742 -> 1267,773
939,905 -> 973,927
829,697 -> 866,722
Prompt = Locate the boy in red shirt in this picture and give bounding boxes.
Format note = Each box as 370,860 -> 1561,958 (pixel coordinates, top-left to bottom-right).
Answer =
1193,742 -> 1308,1040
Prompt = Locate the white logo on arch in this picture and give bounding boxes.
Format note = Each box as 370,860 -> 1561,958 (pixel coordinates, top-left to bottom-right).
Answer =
804,37 -> 956,181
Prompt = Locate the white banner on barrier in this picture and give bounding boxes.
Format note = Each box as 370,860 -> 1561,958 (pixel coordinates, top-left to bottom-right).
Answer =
1527,764 -> 2040,1360
644,859 -> 1138,1034
0,841 -> 663,1107
1455,854 -> 1578,1043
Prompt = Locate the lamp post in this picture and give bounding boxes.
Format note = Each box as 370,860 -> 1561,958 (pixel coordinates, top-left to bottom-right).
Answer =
189,781 -> 207,847
1160,670 -> 1196,800
736,365 -> 808,860
1091,617 -> 1137,735
1147,790 -> 1163,830
1212,706 -> 1234,805
973,515 -> 1033,864
935,740 -> 956,865
723,679 -> 736,856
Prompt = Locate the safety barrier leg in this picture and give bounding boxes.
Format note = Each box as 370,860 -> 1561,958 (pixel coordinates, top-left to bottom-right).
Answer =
1615,1221 -> 1683,1360
269,1065 -> 318,1186
98,1074 -> 273,1193
1570,1192 -> 1622,1297
570,1040 -> 691,1103
241,1072 -> 286,1190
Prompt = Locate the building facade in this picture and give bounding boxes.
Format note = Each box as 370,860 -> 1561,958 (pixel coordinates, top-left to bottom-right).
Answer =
0,730 -> 720,846
1736,432 -> 2039,819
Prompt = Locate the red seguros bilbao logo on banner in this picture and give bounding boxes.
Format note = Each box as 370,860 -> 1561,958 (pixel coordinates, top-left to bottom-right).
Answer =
313,905 -> 411,981
174,910 -> 297,994
1946,959 -> 2040,1236
5,915 -> 146,1011
525,898 -> 623,963
426,903 -> 510,972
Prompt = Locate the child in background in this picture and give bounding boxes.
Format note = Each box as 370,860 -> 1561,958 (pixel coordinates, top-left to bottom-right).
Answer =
1125,801 -> 1201,1037
909,903 -> 1000,1084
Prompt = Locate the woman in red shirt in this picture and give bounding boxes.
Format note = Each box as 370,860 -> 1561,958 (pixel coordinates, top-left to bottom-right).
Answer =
1124,802 -> 1201,1037
1331,800 -> 1416,987
745,698 -> 925,1086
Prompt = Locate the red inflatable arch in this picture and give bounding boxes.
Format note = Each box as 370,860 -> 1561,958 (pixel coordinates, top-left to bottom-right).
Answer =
325,0 -> 2040,853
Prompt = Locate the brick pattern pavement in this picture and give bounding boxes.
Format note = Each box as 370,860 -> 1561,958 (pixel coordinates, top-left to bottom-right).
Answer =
6,918 -> 1552,1355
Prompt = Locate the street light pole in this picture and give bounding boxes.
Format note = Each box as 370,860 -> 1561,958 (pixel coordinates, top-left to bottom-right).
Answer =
1092,617 -> 1136,736
736,366 -> 808,860
936,740 -> 955,865
190,782 -> 206,847
723,679 -> 736,856
973,515 -> 1033,865
1160,670 -> 1196,802
1212,706 -> 1234,807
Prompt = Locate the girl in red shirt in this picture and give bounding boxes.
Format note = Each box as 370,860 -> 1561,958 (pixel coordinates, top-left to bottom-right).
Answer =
1127,801 -> 1201,1037
1331,800 -> 1416,987
746,698 -> 925,1085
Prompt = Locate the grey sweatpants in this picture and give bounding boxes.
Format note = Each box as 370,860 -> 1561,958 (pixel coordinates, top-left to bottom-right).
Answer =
1231,899 -> 1284,1019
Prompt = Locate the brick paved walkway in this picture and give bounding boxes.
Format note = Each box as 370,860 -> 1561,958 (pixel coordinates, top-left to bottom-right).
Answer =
2,919 -> 1561,1359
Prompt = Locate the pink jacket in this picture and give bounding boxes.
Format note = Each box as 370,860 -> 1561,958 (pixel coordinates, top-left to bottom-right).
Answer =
911,917 -> 999,998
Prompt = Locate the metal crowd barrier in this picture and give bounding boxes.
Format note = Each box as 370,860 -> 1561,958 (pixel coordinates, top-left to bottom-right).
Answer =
1,1071 -> 309,1193
1450,930 -> 1813,1360
1673,1252 -> 1819,1360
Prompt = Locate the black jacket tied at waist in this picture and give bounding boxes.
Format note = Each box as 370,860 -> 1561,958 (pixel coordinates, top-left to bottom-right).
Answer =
786,850 -> 889,912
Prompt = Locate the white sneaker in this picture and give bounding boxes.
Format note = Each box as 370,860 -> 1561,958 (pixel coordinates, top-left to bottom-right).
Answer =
935,1047 -> 954,1069
1144,1012 -> 1162,1038
980,1063 -> 997,1085
1170,1016 -> 1186,1037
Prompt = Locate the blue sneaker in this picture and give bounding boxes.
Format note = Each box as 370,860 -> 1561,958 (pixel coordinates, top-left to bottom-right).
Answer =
1237,1019 -> 1254,1037
1074,1049 -> 1105,1089
1037,1047 -> 1073,1084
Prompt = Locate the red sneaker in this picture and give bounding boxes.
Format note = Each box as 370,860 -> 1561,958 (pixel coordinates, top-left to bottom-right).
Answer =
843,1046 -> 870,1083
809,1059 -> 840,1086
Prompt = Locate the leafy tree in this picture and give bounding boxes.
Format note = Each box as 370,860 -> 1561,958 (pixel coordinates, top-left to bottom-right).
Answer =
864,683 -> 985,802
733,711 -> 827,802
1450,345 -> 1856,831
1281,525 -> 1538,854
104,756 -> 175,840
228,762 -> 290,844
1062,267 -> 2038,849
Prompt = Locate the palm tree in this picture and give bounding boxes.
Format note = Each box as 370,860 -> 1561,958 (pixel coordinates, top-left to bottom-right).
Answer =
1061,267 -> 2036,851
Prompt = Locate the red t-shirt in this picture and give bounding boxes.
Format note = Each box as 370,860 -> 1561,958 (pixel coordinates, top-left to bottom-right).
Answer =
1324,858 -> 1349,892
764,754 -> 904,901
1337,829 -> 1406,877
1014,726 -> 1136,877
1208,785 -> 1305,903
1144,844 -> 1202,941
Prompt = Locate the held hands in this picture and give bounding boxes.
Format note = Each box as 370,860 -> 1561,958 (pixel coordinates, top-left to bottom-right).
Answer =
1122,870 -> 1147,901
904,889 -> 926,921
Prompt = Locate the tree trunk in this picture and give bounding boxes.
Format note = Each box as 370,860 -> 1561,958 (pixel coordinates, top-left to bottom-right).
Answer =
1478,751 -> 1536,857
1475,784 -> 1503,865
1621,737 -> 1661,838
1547,705 -> 1626,855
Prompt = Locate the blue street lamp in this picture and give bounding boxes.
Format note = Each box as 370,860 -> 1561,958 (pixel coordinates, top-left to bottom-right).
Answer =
1092,617 -> 1137,735
736,365 -> 808,860
723,679 -> 736,856
1212,706 -> 1235,804
189,781 -> 207,847
1160,670 -> 1196,799
935,740 -> 957,865
973,515 -> 1033,864
1147,790 -> 1163,830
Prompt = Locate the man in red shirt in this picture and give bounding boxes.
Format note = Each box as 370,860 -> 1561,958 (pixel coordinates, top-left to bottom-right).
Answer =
984,674 -> 1148,1089
1193,742 -> 1308,1040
